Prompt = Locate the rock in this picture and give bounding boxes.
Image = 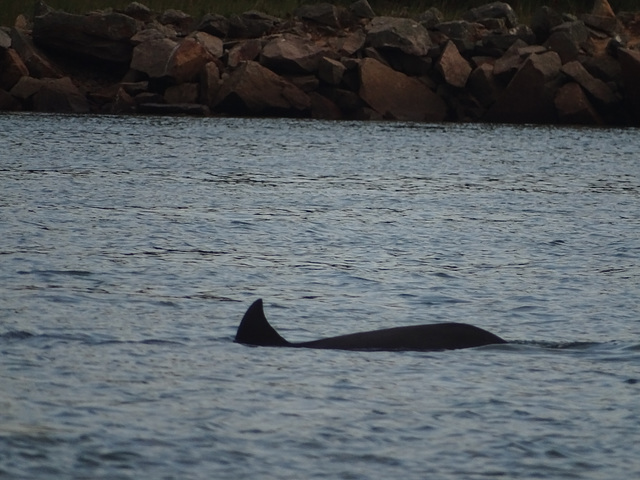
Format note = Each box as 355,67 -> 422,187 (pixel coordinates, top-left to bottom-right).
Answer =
165,37 -> 214,83
318,56 -> 346,85
32,10 -> 137,63
434,20 -> 486,54
190,31 -> 224,58
492,39 -> 528,82
110,86 -> 136,114
467,63 -> 500,107
349,0 -> 375,19
327,30 -> 366,56
260,34 -> 325,74
530,6 -> 564,43
554,82 -> 602,124
550,21 -> 589,46
131,38 -> 178,78
485,51 -> 562,123
417,8 -> 444,29
582,54 -> 621,83
560,60 -> 617,108
480,25 -> 536,54
436,40 -> 472,88
0,28 -> 11,49
308,91 -> 343,119
196,14 -> 230,38
295,3 -> 343,29
10,76 -> 43,102
358,57 -> 447,121
200,61 -> 221,106
164,83 -> 199,104
214,60 -> 310,116
10,28 -> 61,78
0,48 -> 29,90
228,11 -> 281,39
580,14 -> 621,37
32,77 -> 90,113
462,2 -> 518,29
366,17 -> 432,56
545,31 -> 581,64
0,88 -> 21,110
618,48 -> 640,120
138,102 -> 210,115
159,9 -> 194,36
592,0 -> 615,17
227,39 -> 262,68
123,2 -> 152,22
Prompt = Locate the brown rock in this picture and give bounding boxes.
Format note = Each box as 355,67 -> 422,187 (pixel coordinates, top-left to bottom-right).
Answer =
309,91 -> 342,119
200,61 -> 221,107
227,39 -> 262,68
560,61 -> 617,108
436,40 -> 472,88
10,28 -> 61,79
32,10 -> 137,63
592,0 -> 615,17
555,82 -> 602,124
32,77 -> 90,113
485,51 -> 562,123
545,31 -> 580,64
0,29 -> 11,49
492,39 -> 528,82
318,56 -> 346,85
214,61 -> 311,116
165,83 -> 199,104
618,48 -> 640,120
131,38 -> 178,78
358,57 -> 446,122
191,32 -> 224,58
260,34 -> 325,74
0,88 -> 21,110
468,63 -> 500,107
110,87 -> 136,114
0,48 -> 29,90
165,38 -> 214,83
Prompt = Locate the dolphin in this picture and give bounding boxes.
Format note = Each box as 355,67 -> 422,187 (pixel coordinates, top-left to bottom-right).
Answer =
235,299 -> 507,351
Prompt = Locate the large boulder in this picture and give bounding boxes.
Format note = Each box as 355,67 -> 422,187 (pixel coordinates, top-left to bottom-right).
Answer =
131,37 -> 213,82
0,88 -> 21,110
11,76 -> 90,113
10,28 -> 61,78
366,17 -> 432,56
436,40 -> 472,88
485,51 -> 562,123
227,11 -> 282,39
560,61 -> 617,109
618,48 -> 640,121
32,9 -> 137,63
214,60 -> 311,116
0,48 -> 29,90
554,82 -> 602,124
462,2 -> 518,29
358,57 -> 447,121
260,34 -> 326,74
295,3 -> 344,29
131,37 -> 178,78
433,20 -> 486,54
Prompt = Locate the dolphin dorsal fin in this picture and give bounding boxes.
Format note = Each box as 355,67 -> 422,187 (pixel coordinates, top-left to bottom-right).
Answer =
235,299 -> 290,347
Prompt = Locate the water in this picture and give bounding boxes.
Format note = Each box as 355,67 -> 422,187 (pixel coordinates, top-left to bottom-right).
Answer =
1,113 -> 639,479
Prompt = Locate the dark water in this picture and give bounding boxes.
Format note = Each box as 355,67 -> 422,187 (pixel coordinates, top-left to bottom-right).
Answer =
1,113 -> 639,479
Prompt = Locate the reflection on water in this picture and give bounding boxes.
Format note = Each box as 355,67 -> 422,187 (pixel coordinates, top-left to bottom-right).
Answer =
1,114 -> 639,479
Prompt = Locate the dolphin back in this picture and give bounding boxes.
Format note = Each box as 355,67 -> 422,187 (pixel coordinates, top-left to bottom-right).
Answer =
235,299 -> 290,347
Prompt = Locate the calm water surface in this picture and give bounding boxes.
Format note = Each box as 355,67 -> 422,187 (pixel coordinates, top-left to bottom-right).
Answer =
1,113 -> 639,479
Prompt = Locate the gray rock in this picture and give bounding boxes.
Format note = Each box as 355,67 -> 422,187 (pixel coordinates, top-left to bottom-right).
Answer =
436,40 -> 472,88
366,16 -> 432,56
196,14 -> 229,38
463,2 -> 518,29
530,6 -> 564,43
295,3 -> 342,29
349,0 -> 375,19
228,11 -> 281,39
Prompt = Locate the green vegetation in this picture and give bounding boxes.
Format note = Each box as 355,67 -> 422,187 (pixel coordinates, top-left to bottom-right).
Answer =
1,0 -> 638,28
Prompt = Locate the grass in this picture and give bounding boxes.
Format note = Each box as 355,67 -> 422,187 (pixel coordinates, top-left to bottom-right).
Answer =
1,1 -> 638,28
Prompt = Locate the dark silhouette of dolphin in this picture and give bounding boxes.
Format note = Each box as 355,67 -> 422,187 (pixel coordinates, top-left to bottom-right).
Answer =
235,299 -> 507,351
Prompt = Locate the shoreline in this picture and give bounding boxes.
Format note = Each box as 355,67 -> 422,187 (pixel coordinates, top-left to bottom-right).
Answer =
1,0 -> 640,125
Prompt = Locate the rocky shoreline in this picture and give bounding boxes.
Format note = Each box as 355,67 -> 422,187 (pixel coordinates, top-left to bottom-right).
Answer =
1,0 -> 640,125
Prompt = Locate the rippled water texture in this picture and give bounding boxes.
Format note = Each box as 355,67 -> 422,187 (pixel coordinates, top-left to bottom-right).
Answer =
1,113 -> 640,479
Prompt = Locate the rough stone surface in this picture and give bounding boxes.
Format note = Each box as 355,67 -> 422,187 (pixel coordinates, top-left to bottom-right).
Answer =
165,37 -> 214,83
295,3 -> 342,29
318,56 -> 346,85
0,48 -> 29,89
196,14 -> 229,38
486,51 -> 562,123
0,28 -> 11,49
32,10 -> 137,63
214,60 -> 310,115
555,82 -> 602,124
164,83 -> 199,104
131,38 -> 178,78
228,11 -> 281,39
366,17 -> 431,56
11,28 -> 61,78
462,2 -> 518,29
32,77 -> 90,113
359,57 -> 446,121
0,88 -> 20,110
261,34 -> 325,74
436,40 -> 472,88
191,32 -> 224,58
227,39 -> 262,68
467,63 -> 500,107
560,60 -> 617,108
530,6 -> 564,43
